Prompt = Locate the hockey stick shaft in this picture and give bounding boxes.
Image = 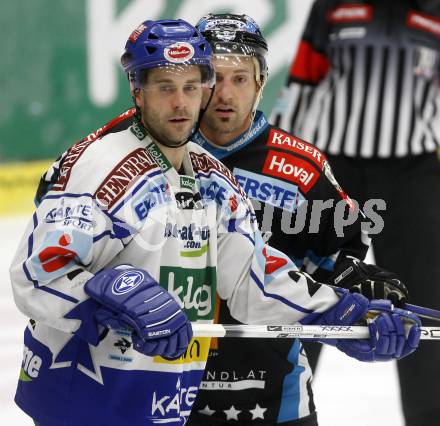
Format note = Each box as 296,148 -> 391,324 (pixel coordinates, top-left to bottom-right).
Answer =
325,284 -> 440,322
322,283 -> 440,322
191,324 -> 440,340
404,303 -> 440,322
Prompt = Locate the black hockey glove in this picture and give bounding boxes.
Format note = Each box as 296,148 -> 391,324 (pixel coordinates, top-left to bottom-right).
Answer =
331,256 -> 409,307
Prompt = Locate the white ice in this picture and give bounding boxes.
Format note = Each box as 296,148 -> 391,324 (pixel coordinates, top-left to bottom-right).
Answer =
0,215 -> 404,425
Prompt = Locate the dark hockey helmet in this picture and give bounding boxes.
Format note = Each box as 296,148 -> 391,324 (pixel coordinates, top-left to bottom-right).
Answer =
121,19 -> 215,91
196,13 -> 268,86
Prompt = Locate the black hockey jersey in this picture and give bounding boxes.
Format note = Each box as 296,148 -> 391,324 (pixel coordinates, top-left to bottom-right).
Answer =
188,111 -> 370,424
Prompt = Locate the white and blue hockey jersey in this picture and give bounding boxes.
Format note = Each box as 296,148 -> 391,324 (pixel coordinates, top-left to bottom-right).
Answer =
10,117 -> 339,426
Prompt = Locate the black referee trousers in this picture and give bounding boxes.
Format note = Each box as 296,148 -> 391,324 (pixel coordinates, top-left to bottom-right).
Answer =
303,151 -> 440,426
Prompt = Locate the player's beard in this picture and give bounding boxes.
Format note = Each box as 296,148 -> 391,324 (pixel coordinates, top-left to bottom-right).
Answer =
141,107 -> 197,147
202,94 -> 256,139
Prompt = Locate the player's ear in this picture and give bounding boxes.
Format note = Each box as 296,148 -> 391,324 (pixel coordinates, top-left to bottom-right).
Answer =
133,89 -> 143,109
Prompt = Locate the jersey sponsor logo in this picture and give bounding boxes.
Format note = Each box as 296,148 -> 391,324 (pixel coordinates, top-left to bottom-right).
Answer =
262,150 -> 319,193
95,148 -> 157,209
228,194 -> 238,212
267,129 -> 326,169
174,191 -> 204,211
198,179 -> 230,206
150,377 -> 197,422
31,229 -> 92,280
45,201 -> 94,231
128,23 -> 147,43
328,5 -> 373,24
190,152 -> 247,199
112,270 -> 144,295
53,140 -> 95,191
180,176 -> 195,191
154,337 -> 211,364
262,247 -> 288,274
38,236 -> 78,273
200,369 -> 267,391
164,42 -> 195,63
233,168 -> 302,213
130,120 -> 148,140
160,266 -> 216,321
147,143 -> 172,173
114,337 -> 131,354
407,11 -> 440,38
52,110 -> 136,191
164,222 -> 210,243
20,345 -> 43,382
132,180 -> 171,220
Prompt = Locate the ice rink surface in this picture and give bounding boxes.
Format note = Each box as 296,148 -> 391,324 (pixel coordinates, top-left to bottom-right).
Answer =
0,215 -> 404,425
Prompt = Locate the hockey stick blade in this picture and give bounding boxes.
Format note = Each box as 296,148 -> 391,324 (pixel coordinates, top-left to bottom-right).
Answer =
191,324 -> 440,340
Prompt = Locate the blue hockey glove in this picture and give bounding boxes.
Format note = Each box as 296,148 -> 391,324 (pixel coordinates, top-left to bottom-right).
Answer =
312,289 -> 421,362
85,266 -> 192,359
332,256 -> 409,307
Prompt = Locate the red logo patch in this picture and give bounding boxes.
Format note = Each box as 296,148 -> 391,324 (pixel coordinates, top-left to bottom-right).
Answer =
229,195 -> 238,212
328,5 -> 373,23
263,247 -> 288,274
164,42 -> 195,63
262,150 -> 319,193
129,23 -> 147,43
38,246 -> 77,273
267,129 -> 326,169
58,234 -> 71,246
169,46 -> 190,59
407,11 -> 440,38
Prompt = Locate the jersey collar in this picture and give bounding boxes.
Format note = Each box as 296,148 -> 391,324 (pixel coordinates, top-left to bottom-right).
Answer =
193,110 -> 269,159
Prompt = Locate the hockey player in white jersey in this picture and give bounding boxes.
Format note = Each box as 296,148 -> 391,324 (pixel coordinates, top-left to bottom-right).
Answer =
10,18 -> 421,426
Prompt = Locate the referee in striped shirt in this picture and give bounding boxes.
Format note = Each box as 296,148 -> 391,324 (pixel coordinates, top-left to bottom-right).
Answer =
271,1 -> 440,425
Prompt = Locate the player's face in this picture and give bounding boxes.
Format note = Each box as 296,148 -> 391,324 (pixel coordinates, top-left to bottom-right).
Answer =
135,65 -> 204,147
201,55 -> 259,144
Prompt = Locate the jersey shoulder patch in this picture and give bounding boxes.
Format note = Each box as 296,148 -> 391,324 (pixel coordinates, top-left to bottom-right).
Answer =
53,109 -> 136,192
265,127 -> 327,170
189,148 -> 248,200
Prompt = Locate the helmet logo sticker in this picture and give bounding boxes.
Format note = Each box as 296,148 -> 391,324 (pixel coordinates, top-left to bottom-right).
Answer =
164,42 -> 195,63
216,30 -> 236,41
204,19 -> 247,31
129,23 -> 147,43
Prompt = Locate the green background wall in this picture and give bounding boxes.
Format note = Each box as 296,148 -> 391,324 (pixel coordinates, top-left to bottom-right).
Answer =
0,0 -> 312,162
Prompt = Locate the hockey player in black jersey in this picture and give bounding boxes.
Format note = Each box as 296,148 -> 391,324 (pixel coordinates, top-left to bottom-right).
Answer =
185,13 -> 412,426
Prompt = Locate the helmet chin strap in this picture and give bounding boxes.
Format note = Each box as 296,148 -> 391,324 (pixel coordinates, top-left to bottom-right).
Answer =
240,85 -> 264,142
133,85 -> 215,149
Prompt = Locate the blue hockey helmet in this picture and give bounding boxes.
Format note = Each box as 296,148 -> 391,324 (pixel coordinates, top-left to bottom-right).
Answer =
196,13 -> 268,85
121,19 -> 215,91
